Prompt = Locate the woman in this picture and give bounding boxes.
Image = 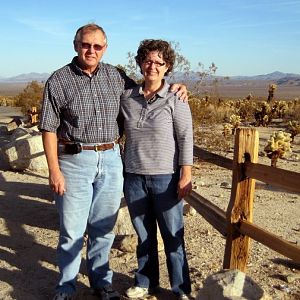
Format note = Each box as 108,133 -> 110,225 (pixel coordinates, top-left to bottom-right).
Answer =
121,39 -> 193,300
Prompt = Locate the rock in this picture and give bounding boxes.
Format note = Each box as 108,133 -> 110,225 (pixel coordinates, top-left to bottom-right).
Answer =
6,117 -> 22,132
9,127 -> 30,141
1,134 -> 48,171
0,125 -> 8,134
220,181 -> 232,189
289,154 -> 299,161
282,273 -> 300,283
6,121 -> 19,132
114,198 -> 136,236
196,269 -> 271,300
183,203 -> 197,216
193,179 -> 206,187
273,284 -> 291,293
114,230 -> 164,253
27,125 -> 40,134
114,198 -> 164,252
116,234 -> 137,253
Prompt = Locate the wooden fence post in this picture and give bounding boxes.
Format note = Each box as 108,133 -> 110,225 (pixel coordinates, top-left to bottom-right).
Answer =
31,106 -> 38,124
223,128 -> 259,271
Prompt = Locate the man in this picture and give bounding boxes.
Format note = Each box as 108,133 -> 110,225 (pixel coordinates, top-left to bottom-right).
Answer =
39,23 -> 187,300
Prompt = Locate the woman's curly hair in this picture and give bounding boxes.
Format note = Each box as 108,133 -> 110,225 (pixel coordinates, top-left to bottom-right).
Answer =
135,39 -> 176,76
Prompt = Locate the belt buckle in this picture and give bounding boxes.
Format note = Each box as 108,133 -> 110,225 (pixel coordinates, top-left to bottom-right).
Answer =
94,144 -> 102,151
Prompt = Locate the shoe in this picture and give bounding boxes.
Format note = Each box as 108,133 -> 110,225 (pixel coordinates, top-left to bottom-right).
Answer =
53,292 -> 73,300
125,286 -> 149,298
94,284 -> 120,300
178,294 -> 191,300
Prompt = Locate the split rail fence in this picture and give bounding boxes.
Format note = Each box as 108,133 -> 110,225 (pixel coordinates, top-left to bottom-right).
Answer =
185,128 -> 300,272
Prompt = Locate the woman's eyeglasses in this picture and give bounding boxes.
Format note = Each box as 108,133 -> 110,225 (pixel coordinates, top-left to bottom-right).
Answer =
143,60 -> 166,67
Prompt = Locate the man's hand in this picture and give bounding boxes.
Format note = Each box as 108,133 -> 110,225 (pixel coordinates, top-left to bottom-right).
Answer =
42,131 -> 66,196
170,83 -> 188,102
49,169 -> 66,196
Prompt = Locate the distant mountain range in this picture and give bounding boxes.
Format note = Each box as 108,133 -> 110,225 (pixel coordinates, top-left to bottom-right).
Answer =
0,71 -> 300,84
172,71 -> 300,83
230,71 -> 300,81
0,72 -> 50,83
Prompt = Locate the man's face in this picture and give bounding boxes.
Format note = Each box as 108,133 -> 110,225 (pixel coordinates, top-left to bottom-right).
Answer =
74,29 -> 107,74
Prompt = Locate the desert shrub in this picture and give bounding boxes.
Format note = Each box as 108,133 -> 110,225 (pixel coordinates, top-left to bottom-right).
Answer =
0,96 -> 18,107
16,81 -> 44,114
194,126 -> 232,152
189,96 -> 235,127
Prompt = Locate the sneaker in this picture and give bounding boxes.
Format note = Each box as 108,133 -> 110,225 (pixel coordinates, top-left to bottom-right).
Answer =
125,286 -> 149,298
178,294 -> 191,300
94,284 -> 120,300
53,292 -> 73,300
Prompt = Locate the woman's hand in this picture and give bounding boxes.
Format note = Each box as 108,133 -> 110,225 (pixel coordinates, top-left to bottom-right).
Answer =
177,166 -> 192,199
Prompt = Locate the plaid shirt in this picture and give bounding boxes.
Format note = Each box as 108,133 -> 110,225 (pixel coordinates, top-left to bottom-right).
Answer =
39,57 -> 135,143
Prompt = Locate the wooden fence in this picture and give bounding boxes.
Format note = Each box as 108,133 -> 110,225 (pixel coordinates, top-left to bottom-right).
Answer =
186,127 -> 300,272
27,106 -> 38,125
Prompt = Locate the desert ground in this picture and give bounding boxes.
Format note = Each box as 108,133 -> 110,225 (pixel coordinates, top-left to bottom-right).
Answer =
0,106 -> 299,300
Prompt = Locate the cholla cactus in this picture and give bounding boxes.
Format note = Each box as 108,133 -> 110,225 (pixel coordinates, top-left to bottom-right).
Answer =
229,114 -> 241,134
264,131 -> 292,167
222,123 -> 233,137
0,97 -> 7,106
254,101 -> 272,126
225,100 -> 234,108
236,98 -> 256,120
273,100 -> 288,118
262,115 -> 269,126
287,120 -> 300,142
267,83 -> 277,102
245,93 -> 253,101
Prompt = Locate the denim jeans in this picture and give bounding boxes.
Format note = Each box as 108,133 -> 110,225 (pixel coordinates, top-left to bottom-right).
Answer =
54,144 -> 123,295
124,172 -> 191,296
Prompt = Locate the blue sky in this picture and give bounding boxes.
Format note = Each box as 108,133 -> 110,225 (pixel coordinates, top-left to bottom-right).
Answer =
1,0 -> 300,77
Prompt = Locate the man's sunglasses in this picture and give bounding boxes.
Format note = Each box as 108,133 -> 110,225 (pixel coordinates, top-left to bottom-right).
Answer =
79,42 -> 106,51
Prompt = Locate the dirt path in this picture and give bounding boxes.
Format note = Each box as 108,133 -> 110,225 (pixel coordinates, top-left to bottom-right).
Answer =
0,107 -> 299,299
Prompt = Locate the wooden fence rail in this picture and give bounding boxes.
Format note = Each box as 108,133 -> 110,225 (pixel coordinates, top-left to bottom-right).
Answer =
186,128 -> 300,273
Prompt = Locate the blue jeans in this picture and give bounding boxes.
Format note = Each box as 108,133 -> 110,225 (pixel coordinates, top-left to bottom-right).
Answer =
54,144 -> 123,295
124,172 -> 191,296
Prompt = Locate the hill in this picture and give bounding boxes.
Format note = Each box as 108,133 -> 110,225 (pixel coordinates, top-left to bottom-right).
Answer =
0,72 -> 50,83
0,71 -> 300,99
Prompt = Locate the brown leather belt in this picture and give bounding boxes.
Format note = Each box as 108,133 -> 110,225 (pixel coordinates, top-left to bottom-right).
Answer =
59,140 -> 117,152
81,143 -> 114,151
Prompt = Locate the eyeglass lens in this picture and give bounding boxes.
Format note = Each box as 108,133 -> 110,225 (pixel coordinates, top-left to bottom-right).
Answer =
80,42 -> 105,51
144,61 -> 166,67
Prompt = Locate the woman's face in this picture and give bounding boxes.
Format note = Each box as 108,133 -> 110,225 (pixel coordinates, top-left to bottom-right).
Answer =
141,51 -> 169,83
